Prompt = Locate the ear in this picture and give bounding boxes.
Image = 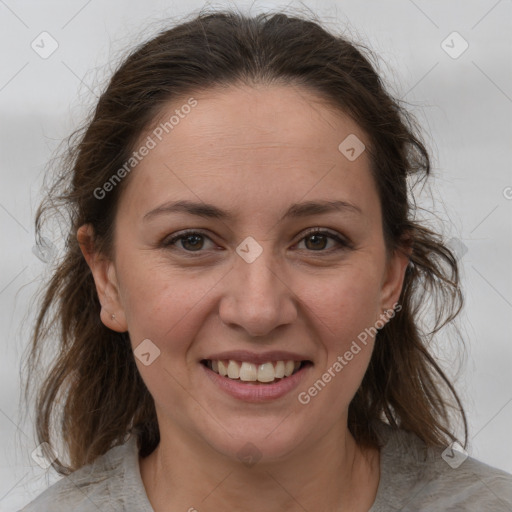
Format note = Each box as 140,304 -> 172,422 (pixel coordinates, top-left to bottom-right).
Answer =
77,224 -> 128,332
377,241 -> 412,322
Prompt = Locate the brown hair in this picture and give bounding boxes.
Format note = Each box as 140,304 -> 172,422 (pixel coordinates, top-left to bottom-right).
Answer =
21,8 -> 467,475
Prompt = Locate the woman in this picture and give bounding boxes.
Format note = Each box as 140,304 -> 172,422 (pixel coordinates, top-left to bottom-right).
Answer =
20,9 -> 512,511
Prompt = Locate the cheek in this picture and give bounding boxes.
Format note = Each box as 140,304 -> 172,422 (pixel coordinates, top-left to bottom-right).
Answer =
117,252 -> 227,355
293,269 -> 381,421
117,259 -> 216,405
296,263 -> 382,347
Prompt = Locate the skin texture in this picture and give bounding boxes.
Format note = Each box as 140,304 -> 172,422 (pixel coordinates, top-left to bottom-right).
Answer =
78,83 -> 410,511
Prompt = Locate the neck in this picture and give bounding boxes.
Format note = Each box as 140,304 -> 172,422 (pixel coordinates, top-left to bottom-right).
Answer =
139,419 -> 380,512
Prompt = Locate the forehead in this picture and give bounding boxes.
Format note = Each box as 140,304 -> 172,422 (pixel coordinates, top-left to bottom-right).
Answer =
118,84 -> 378,225
147,83 -> 364,162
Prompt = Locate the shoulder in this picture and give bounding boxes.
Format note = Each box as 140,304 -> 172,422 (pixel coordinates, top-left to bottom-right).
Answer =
19,436 -> 151,512
371,422 -> 512,512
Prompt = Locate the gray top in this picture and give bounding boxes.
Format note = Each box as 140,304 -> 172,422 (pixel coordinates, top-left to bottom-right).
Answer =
20,422 -> 512,511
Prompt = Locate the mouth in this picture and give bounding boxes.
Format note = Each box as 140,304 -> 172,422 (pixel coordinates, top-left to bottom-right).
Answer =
201,359 -> 313,384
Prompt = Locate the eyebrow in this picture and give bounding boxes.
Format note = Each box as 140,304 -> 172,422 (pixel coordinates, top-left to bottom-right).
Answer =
143,199 -> 362,223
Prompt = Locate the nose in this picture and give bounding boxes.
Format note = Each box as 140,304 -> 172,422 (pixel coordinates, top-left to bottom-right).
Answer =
218,248 -> 297,338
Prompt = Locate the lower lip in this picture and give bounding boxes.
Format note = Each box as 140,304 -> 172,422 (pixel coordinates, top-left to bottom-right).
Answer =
201,363 -> 312,402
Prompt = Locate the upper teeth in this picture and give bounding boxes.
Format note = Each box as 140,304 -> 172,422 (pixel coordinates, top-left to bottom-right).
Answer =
209,360 -> 301,383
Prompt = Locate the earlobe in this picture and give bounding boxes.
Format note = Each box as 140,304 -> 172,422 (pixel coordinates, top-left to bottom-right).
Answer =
77,224 -> 128,333
99,306 -> 128,333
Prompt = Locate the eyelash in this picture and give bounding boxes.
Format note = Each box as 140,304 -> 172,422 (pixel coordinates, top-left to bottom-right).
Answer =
161,227 -> 352,255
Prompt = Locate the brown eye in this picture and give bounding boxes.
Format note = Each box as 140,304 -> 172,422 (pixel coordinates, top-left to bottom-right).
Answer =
304,233 -> 329,250
162,230 -> 214,252
180,233 -> 205,251
296,229 -> 351,252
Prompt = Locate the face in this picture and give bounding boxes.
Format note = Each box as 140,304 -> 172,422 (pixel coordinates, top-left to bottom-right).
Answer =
81,84 -> 409,462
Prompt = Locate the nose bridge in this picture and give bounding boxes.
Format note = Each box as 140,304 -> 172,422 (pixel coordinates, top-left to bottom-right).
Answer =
239,246 -> 280,303
219,236 -> 296,336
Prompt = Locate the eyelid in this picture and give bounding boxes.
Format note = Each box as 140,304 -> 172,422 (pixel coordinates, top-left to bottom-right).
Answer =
161,227 -> 352,253
299,226 -> 350,243
161,229 -> 217,250
295,227 -> 352,250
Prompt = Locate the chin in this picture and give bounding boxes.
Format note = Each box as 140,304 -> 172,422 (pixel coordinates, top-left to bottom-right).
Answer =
200,419 -> 309,465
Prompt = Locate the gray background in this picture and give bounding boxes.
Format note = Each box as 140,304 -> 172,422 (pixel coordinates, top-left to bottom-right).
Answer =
1,0 -> 511,509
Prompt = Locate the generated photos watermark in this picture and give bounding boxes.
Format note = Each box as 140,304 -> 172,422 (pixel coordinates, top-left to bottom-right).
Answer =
298,302 -> 402,405
93,97 -> 198,200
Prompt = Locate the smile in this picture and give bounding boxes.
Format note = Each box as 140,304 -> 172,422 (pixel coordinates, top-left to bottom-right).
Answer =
202,359 -> 311,384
